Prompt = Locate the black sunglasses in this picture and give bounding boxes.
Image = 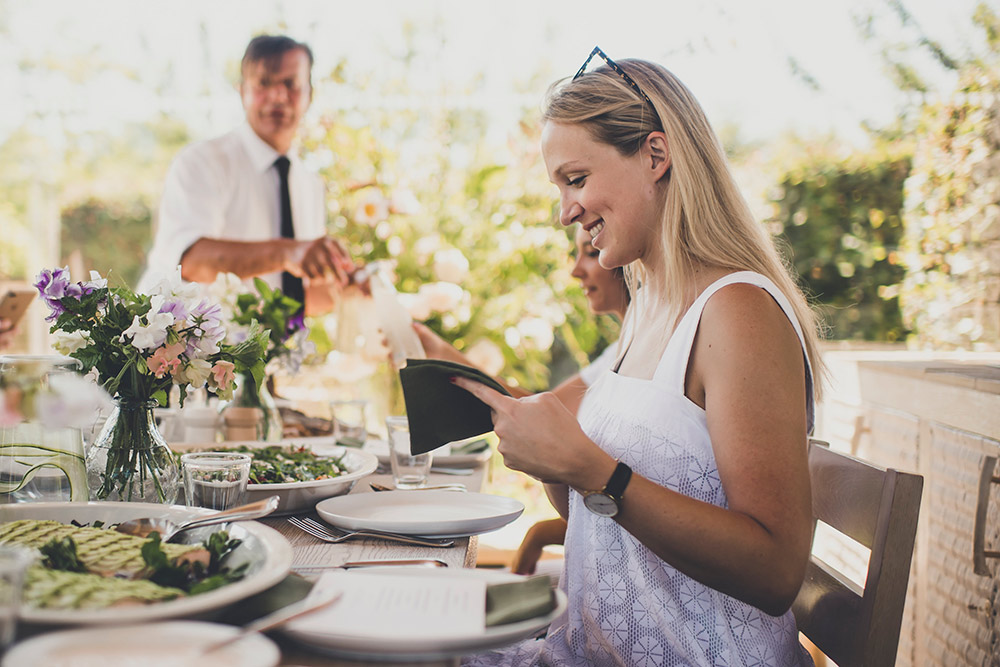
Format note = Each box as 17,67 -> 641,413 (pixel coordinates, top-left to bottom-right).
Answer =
573,46 -> 653,108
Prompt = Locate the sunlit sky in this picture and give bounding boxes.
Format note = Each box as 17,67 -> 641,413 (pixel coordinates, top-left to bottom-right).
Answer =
2,0 -> 985,150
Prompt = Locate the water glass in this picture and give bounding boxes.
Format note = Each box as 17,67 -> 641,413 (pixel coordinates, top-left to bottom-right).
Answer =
330,399 -> 369,443
385,416 -> 432,489
181,452 -> 251,510
0,545 -> 33,649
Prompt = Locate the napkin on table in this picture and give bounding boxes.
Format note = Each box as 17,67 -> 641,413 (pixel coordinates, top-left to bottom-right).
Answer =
485,575 -> 556,627
399,359 -> 510,456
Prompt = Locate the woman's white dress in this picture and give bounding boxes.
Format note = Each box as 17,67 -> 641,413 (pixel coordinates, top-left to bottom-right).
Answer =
464,271 -> 814,666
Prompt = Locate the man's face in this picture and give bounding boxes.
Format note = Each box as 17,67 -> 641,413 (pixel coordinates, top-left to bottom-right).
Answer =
240,48 -> 312,153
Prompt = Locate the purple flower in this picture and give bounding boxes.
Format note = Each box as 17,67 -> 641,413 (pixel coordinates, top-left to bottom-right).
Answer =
158,297 -> 190,322
286,312 -> 306,337
34,267 -> 80,321
187,299 -> 227,356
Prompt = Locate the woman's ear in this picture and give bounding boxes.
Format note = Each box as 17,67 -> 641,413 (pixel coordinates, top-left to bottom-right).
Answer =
644,132 -> 671,181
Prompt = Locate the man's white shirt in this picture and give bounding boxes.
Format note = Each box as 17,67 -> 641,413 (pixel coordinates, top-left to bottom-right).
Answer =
139,123 -> 326,292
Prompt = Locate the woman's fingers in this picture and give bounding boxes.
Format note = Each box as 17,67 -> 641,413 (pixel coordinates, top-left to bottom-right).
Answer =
451,376 -> 510,413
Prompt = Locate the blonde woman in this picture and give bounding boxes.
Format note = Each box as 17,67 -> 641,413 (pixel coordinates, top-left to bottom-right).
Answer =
457,48 -> 822,665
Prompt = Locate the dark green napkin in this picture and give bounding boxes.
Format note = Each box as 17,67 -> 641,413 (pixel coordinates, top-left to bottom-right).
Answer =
399,359 -> 511,455
485,575 -> 556,626
214,573 -> 314,626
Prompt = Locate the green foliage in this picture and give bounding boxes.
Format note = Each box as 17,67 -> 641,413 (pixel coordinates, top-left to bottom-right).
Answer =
900,60 -> 1000,348
299,71 -> 618,390
61,199 -> 153,290
766,140 -> 911,341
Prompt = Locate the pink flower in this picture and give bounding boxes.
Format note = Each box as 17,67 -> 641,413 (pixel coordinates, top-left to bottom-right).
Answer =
148,342 -> 186,379
210,360 -> 236,388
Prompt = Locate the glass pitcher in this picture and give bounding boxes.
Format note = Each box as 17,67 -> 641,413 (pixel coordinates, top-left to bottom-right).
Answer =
0,355 -> 89,503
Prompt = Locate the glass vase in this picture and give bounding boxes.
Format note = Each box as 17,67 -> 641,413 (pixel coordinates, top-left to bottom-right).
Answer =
0,355 -> 89,503
220,373 -> 282,442
85,399 -> 180,503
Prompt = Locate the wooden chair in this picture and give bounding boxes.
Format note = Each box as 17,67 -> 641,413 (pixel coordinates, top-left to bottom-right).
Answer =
793,439 -> 923,667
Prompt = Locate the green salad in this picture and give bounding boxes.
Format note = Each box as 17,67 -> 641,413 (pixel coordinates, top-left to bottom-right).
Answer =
219,444 -> 348,484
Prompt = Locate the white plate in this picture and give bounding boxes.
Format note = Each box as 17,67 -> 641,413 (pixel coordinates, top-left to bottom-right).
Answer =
316,490 -> 524,538
0,502 -> 292,626
174,442 -> 378,515
3,620 -> 280,667
280,568 -> 565,661
363,437 -> 493,468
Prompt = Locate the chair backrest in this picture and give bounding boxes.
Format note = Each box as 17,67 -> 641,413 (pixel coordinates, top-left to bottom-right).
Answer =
792,439 -> 923,667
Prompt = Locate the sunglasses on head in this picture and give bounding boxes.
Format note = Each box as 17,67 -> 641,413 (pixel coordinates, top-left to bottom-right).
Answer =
574,46 -> 653,108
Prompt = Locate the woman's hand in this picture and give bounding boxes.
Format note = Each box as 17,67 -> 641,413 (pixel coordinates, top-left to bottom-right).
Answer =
451,376 -> 612,488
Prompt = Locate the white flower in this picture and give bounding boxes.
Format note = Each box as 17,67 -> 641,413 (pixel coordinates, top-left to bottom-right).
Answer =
398,292 -> 432,321
418,282 -> 464,313
466,339 -> 505,377
83,270 -> 107,290
149,266 -> 201,303
389,188 -> 421,215
33,373 -> 114,430
354,190 -> 390,227
433,248 -> 470,283
121,310 -> 173,351
517,317 -> 554,350
53,329 -> 92,355
177,358 -> 212,388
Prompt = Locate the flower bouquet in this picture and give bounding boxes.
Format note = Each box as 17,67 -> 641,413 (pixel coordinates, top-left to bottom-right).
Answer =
35,267 -> 269,502
208,274 -> 310,441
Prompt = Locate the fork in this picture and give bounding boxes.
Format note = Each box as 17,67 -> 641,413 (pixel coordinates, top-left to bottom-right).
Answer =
287,516 -> 455,548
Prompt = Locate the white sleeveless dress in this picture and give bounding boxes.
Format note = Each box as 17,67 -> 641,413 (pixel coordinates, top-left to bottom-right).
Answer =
464,271 -> 814,667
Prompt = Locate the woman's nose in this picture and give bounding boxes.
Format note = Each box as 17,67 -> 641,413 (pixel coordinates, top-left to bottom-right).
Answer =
560,200 -> 583,227
571,257 -> 585,279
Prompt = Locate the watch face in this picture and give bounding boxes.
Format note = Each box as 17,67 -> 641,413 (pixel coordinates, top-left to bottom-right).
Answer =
584,492 -> 619,517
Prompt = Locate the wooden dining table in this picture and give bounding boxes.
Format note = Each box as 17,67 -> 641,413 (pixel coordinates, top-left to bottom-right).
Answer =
5,461 -> 494,666
256,461 -> 490,666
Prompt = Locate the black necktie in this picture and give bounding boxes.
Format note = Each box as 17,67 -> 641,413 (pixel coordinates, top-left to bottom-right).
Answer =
274,156 -> 305,311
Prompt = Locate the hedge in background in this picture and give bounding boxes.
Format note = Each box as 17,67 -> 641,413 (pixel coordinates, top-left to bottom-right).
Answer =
766,142 -> 911,342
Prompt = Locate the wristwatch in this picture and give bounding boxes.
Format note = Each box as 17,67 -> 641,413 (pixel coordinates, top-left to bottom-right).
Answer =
582,461 -> 632,517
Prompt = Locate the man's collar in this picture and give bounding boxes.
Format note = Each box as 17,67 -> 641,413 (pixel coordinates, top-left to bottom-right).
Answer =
237,123 -> 291,173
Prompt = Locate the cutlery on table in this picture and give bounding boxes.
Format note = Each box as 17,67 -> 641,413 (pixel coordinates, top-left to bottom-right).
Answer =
430,466 -> 475,476
200,590 -> 344,654
292,558 -> 449,571
369,482 -> 467,492
114,495 -> 281,542
287,516 -> 455,548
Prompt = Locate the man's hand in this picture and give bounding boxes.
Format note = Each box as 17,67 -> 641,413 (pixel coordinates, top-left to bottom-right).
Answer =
285,236 -> 354,287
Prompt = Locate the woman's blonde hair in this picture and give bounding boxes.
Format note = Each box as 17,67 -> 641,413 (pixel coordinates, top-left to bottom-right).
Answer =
543,58 -> 825,396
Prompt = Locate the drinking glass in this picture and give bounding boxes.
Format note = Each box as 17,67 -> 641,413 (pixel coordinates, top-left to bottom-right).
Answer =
180,452 -> 251,510
330,399 -> 369,444
0,545 -> 33,649
385,416 -> 432,489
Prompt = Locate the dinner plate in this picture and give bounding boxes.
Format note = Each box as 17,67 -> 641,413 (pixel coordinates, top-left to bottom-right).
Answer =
280,568 -> 566,661
173,441 -> 378,515
315,490 -> 524,538
363,437 -> 493,468
0,502 -> 292,626
3,620 -> 280,667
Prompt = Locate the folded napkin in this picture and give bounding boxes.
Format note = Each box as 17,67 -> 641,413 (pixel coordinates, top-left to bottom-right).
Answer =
399,359 -> 511,455
215,573 -> 313,626
485,575 -> 556,627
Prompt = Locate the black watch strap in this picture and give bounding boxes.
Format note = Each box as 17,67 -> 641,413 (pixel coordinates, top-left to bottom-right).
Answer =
604,461 -> 632,500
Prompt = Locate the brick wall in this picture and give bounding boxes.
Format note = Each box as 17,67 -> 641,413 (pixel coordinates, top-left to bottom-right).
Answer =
814,349 -> 1000,666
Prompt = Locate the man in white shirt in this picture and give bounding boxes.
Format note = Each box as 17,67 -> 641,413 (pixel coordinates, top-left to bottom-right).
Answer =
139,35 -> 352,315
